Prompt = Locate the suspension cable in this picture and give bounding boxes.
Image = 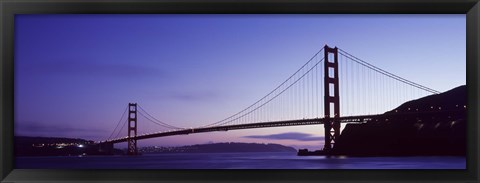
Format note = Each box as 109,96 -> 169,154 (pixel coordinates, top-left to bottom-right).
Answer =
212,58 -> 325,127
107,106 -> 128,140
137,105 -> 184,129
200,47 -> 326,127
338,49 -> 439,94
114,117 -> 127,139
137,110 -> 183,129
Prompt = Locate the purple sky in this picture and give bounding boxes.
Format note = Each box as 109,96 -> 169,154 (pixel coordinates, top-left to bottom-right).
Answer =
14,14 -> 465,149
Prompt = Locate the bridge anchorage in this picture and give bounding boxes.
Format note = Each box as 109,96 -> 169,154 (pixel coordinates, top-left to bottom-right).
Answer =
97,44 -> 456,156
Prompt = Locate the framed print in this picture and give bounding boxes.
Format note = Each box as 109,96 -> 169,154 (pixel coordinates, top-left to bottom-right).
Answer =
1,0 -> 479,182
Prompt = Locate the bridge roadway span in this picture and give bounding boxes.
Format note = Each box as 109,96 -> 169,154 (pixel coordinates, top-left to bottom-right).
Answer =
101,110 -> 463,144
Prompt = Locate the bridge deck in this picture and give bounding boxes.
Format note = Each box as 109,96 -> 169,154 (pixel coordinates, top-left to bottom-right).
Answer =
99,109 -> 463,144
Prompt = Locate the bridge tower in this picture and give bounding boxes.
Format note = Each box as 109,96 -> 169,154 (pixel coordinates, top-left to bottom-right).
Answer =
127,103 -> 138,155
323,45 -> 340,151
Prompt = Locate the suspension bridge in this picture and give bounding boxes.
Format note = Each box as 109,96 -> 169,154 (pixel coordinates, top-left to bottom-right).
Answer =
95,45 -> 464,156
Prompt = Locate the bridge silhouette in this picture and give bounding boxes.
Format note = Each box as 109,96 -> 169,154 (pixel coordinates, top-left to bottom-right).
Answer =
96,45 -> 457,156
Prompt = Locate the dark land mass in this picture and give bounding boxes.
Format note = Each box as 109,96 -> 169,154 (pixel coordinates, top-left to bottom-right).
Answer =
327,85 -> 466,156
15,136 -> 296,156
15,136 -> 124,156
139,142 -> 297,154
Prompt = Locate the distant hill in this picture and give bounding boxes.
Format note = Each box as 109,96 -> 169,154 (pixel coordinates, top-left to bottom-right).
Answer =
16,136 -> 297,156
332,85 -> 466,156
140,142 -> 297,153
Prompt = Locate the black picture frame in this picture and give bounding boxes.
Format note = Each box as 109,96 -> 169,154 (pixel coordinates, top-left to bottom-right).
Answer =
1,0 -> 479,182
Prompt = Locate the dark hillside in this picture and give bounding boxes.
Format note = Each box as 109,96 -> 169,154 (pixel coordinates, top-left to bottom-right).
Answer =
332,85 -> 466,156
385,85 -> 466,114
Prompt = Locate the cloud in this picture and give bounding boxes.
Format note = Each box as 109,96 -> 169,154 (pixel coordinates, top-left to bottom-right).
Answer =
15,121 -> 108,136
243,132 -> 324,141
23,61 -> 164,79
166,91 -> 222,101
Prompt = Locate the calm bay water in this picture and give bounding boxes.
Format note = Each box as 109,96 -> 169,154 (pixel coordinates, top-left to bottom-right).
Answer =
16,152 -> 465,169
